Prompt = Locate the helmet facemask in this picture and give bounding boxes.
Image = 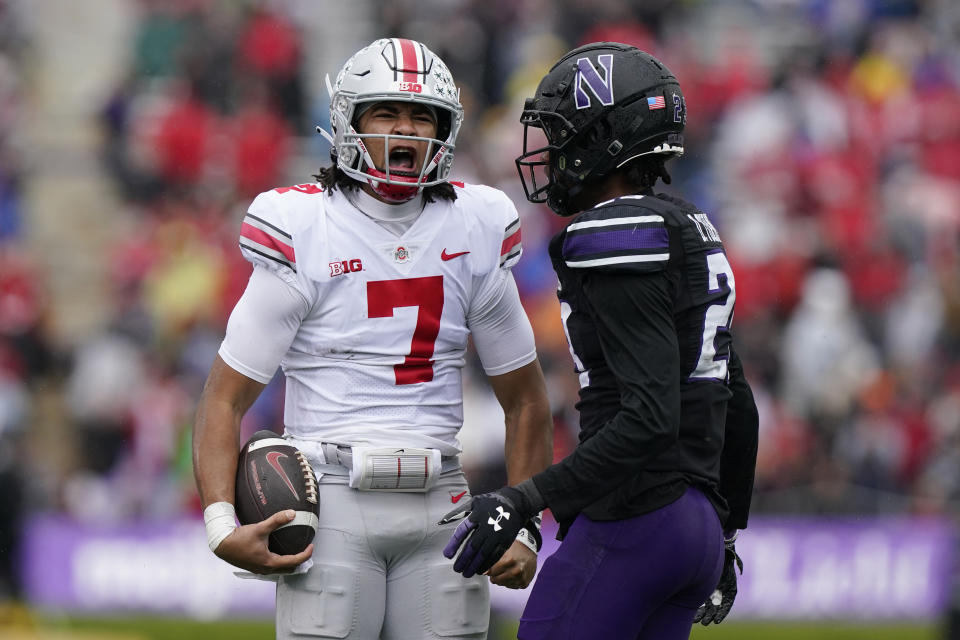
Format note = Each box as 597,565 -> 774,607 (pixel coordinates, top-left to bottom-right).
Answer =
516,106 -> 581,215
340,119 -> 451,203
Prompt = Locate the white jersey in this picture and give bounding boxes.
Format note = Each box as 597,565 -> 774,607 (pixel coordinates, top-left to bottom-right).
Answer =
231,182 -> 528,455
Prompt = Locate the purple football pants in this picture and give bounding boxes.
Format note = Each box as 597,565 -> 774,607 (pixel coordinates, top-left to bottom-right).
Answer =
518,486 -> 724,640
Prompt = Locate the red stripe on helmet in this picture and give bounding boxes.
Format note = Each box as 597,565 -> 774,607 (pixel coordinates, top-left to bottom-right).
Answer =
398,38 -> 419,83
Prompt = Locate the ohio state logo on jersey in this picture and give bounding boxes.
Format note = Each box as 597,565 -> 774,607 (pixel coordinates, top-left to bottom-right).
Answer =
394,246 -> 410,263
330,258 -> 363,277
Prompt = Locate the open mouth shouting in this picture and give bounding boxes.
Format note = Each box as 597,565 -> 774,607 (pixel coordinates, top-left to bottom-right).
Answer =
388,146 -> 419,176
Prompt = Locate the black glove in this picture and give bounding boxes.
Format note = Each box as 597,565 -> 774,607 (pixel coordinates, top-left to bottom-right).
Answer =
694,534 -> 744,625
440,481 -> 542,578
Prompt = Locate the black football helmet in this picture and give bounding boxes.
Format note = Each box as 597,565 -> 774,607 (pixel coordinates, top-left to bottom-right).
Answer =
516,42 -> 686,216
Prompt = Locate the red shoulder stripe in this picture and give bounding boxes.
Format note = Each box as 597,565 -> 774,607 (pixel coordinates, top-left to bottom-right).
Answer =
241,222 -> 296,263
500,227 -> 522,257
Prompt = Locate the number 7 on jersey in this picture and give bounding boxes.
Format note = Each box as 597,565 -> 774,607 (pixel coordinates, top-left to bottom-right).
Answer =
367,276 -> 445,385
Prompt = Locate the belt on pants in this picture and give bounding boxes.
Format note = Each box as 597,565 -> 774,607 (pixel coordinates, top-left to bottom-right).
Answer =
312,442 -> 461,476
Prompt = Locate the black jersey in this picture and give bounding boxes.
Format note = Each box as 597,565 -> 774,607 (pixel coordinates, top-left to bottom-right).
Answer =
532,192 -> 758,534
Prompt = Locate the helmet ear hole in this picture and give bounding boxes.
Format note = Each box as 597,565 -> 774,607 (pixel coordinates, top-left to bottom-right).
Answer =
583,118 -> 611,146
570,117 -> 613,174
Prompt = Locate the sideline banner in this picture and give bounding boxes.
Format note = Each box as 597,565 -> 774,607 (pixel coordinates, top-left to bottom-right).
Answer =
20,515 -> 957,620
489,516 -> 958,621
710,517 -> 955,620
21,516 -> 275,619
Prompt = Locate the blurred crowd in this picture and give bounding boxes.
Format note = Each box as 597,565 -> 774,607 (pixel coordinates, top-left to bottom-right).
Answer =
2,0 -> 960,600
0,0 -> 38,601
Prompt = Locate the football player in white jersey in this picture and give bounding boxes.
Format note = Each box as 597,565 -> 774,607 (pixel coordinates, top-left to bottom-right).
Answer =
192,38 -> 553,639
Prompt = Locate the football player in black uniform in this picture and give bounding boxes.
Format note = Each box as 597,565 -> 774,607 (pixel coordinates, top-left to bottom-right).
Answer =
441,42 -> 759,639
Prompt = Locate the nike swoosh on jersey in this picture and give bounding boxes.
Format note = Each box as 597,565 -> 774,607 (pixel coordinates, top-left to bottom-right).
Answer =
441,249 -> 470,261
451,490 -> 468,503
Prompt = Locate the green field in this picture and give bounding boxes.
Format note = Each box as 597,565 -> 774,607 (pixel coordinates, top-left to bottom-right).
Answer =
688,622 -> 940,640
0,603 -> 942,640
491,616 -> 942,640
6,614 -> 274,640
2,615 -> 938,640
497,619 -> 941,640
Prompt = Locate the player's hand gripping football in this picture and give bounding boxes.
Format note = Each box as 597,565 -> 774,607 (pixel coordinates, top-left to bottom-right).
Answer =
440,486 -> 534,579
694,533 -> 744,625
215,510 -> 314,575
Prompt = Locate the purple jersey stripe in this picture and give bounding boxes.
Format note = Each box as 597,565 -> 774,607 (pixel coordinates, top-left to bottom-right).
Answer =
564,227 -> 669,258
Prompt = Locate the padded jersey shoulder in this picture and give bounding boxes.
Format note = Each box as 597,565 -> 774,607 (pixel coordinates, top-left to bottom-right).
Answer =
449,181 -> 523,270
238,182 -> 325,281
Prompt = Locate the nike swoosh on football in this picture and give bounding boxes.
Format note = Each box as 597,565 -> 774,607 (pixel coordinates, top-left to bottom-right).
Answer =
451,490 -> 468,503
441,249 -> 470,261
266,451 -> 300,500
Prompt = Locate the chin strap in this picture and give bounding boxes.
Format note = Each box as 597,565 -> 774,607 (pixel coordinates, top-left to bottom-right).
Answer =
364,167 -> 421,203
362,135 -> 443,203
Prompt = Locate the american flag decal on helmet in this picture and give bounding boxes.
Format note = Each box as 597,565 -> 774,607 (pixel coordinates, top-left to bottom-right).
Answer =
390,38 -> 429,82
647,95 -> 666,110
240,214 -> 296,272
500,217 -> 522,267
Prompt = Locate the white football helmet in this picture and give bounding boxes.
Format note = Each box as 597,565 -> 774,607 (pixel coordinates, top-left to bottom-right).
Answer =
318,38 -> 464,202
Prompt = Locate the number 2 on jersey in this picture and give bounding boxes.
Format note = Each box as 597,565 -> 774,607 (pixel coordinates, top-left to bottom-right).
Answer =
691,252 -> 735,380
367,276 -> 444,385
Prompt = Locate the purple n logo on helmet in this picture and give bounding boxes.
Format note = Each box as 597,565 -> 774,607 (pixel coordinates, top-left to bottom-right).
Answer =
575,55 -> 614,109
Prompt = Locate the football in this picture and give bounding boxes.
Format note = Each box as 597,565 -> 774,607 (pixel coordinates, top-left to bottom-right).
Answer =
235,430 -> 320,555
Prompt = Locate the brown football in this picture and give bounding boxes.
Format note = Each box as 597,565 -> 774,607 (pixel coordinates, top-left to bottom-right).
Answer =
235,430 -> 319,555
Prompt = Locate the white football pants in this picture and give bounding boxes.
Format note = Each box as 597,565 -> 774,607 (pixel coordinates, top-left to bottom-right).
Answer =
275,470 -> 489,639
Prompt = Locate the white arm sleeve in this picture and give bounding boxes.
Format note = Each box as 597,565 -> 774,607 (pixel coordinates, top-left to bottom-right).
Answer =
468,272 -> 537,376
218,266 -> 309,383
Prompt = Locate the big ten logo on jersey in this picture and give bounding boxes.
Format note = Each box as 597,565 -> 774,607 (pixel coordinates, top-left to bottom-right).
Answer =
398,82 -> 422,93
330,258 -> 363,277
688,213 -> 721,244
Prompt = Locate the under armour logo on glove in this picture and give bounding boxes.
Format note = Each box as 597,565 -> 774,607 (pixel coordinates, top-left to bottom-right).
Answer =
488,507 -> 510,531
439,488 -> 528,578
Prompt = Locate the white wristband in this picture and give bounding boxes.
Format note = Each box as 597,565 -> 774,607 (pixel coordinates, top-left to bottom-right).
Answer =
204,502 -> 238,552
515,527 -> 538,554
